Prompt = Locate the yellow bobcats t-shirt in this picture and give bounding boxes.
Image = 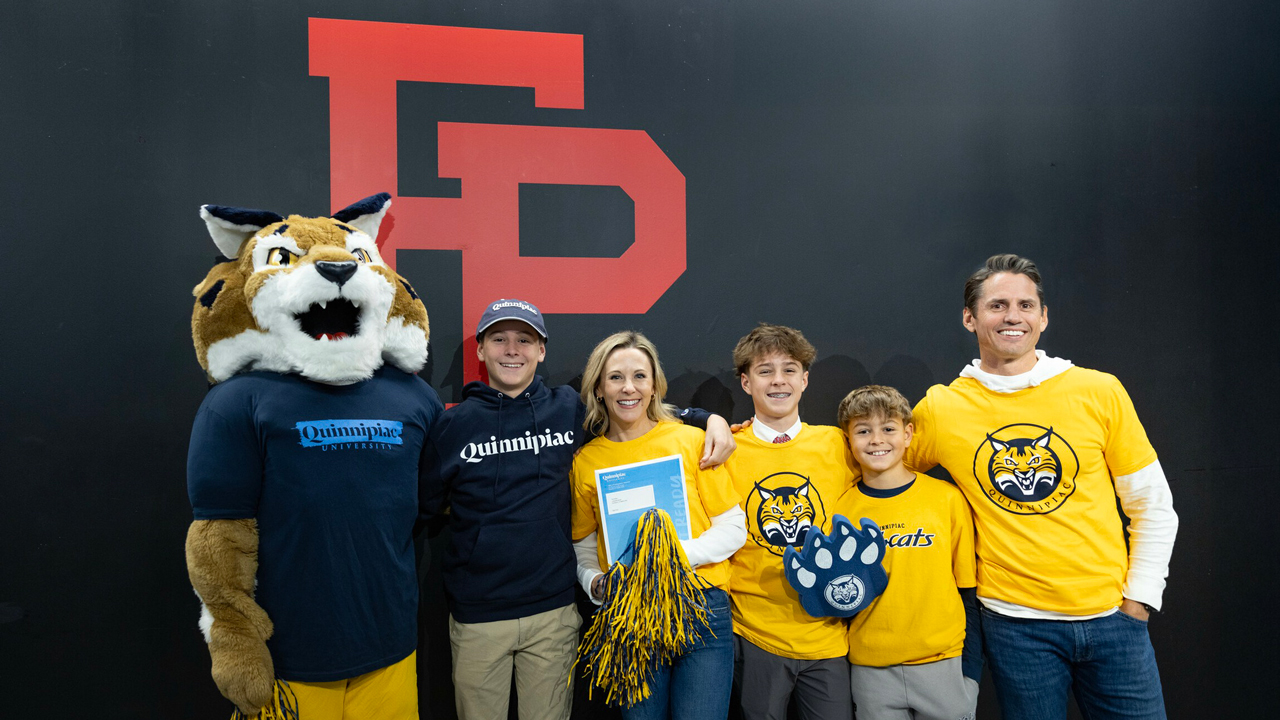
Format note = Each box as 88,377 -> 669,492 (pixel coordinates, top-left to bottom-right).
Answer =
906,367 -> 1158,615
570,421 -> 741,591
835,474 -> 976,667
725,425 -> 856,659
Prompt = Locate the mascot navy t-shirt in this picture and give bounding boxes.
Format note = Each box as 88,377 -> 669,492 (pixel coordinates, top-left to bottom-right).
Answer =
187,366 -> 443,681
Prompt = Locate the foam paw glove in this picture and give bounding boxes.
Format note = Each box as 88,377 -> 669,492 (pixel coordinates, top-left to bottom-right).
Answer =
783,515 -> 888,618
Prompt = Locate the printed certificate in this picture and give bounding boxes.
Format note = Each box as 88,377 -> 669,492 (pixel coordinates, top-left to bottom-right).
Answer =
594,454 -> 692,565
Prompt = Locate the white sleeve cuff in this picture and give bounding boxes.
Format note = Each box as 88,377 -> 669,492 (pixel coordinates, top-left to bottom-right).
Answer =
1114,459 -> 1179,611
574,532 -> 605,605
680,505 -> 747,568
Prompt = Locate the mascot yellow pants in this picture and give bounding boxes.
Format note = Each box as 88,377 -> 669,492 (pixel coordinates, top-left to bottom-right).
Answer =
287,651 -> 418,720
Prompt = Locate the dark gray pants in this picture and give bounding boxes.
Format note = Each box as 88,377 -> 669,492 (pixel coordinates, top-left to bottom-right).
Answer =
733,634 -> 853,720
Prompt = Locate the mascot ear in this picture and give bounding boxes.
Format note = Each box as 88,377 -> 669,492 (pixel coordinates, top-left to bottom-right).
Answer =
200,205 -> 285,259
332,192 -> 392,241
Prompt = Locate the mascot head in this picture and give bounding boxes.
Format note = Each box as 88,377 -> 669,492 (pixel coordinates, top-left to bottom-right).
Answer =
191,192 -> 429,385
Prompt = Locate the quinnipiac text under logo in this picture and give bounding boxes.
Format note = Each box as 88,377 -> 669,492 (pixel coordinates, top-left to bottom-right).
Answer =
295,419 -> 404,451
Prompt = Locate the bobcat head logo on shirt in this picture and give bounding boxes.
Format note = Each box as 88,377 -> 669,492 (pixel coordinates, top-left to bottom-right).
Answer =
988,429 -> 1060,500
749,472 -> 827,557
972,423 -> 1079,515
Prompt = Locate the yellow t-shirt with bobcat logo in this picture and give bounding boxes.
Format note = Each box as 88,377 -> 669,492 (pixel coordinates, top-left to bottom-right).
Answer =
834,475 -> 976,667
570,421 -> 741,591
906,367 -> 1158,615
725,425 -> 857,659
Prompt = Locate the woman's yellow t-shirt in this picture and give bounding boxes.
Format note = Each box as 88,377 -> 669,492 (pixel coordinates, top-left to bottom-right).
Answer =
570,421 -> 741,590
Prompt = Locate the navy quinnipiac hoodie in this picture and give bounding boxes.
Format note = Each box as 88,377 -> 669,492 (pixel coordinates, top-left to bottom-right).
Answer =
420,376 -> 584,623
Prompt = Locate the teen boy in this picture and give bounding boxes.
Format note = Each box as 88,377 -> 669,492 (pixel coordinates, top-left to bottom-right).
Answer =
420,299 -> 735,720
906,254 -> 1178,719
833,385 -> 980,720
719,324 -> 857,720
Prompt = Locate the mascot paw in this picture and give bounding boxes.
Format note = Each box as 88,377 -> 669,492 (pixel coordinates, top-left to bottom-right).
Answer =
209,621 -> 275,715
783,515 -> 888,618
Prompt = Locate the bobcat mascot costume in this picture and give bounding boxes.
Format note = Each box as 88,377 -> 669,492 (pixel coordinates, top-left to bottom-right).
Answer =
185,193 -> 442,719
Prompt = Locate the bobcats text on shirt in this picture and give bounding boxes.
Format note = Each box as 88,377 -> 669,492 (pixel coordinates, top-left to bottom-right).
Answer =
834,475 -> 976,667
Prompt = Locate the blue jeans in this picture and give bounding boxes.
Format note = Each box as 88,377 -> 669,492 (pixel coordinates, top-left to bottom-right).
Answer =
981,607 -> 1166,720
623,587 -> 734,720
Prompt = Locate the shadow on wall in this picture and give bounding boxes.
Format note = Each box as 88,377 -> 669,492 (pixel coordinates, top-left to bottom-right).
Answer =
667,370 -> 745,421
425,340 -> 468,405
803,355 -> 872,426
872,354 -> 937,408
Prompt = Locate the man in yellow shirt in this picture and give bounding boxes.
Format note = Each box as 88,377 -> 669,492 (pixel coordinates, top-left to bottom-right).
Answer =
722,324 -> 856,720
906,254 -> 1179,719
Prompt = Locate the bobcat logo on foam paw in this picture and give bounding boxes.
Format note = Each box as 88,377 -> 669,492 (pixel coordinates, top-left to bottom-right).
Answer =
783,515 -> 888,618
748,472 -> 828,557
971,423 -> 1080,515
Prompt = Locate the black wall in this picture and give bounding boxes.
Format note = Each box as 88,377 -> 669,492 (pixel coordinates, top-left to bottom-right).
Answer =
2,1 -> 1276,717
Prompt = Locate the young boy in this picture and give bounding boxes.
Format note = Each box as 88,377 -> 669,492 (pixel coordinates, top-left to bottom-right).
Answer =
833,385 -> 980,720
721,324 -> 858,720
420,299 -> 735,720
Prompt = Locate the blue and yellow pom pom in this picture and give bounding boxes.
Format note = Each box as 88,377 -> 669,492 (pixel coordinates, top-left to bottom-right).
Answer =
230,679 -> 299,720
574,508 -> 715,708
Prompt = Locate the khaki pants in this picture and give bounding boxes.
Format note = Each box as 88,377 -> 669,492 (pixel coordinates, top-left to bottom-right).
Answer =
450,604 -> 581,720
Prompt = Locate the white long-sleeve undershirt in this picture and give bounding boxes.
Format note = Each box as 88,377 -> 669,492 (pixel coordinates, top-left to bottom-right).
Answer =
1114,459 -> 1178,610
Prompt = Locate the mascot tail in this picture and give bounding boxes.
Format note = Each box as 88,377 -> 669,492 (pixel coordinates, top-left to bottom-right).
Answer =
574,508 -> 714,708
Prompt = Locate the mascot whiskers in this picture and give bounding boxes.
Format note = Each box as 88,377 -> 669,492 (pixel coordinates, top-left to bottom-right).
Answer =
185,193 -> 443,719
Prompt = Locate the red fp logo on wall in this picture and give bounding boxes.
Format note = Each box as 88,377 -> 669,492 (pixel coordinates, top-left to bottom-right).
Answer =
309,18 -> 686,385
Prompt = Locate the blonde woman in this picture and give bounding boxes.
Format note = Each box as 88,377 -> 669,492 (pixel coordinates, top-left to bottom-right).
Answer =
570,331 -> 747,720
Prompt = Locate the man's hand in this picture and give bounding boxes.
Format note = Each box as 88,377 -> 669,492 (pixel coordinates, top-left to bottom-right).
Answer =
591,573 -> 606,601
730,417 -> 754,434
700,415 -> 737,469
1119,597 -> 1151,621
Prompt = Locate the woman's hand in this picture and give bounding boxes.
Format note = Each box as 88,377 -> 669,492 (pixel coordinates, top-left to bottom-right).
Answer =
591,573 -> 606,601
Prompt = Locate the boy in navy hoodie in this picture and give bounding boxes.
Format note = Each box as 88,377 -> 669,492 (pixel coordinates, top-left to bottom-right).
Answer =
420,299 -> 734,720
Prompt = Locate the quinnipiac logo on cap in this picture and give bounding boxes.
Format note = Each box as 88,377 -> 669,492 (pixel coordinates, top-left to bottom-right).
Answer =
295,419 -> 404,451
971,423 -> 1079,515
492,300 -> 538,315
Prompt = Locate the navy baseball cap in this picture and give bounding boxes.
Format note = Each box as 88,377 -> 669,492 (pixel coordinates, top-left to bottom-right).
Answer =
476,299 -> 549,341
